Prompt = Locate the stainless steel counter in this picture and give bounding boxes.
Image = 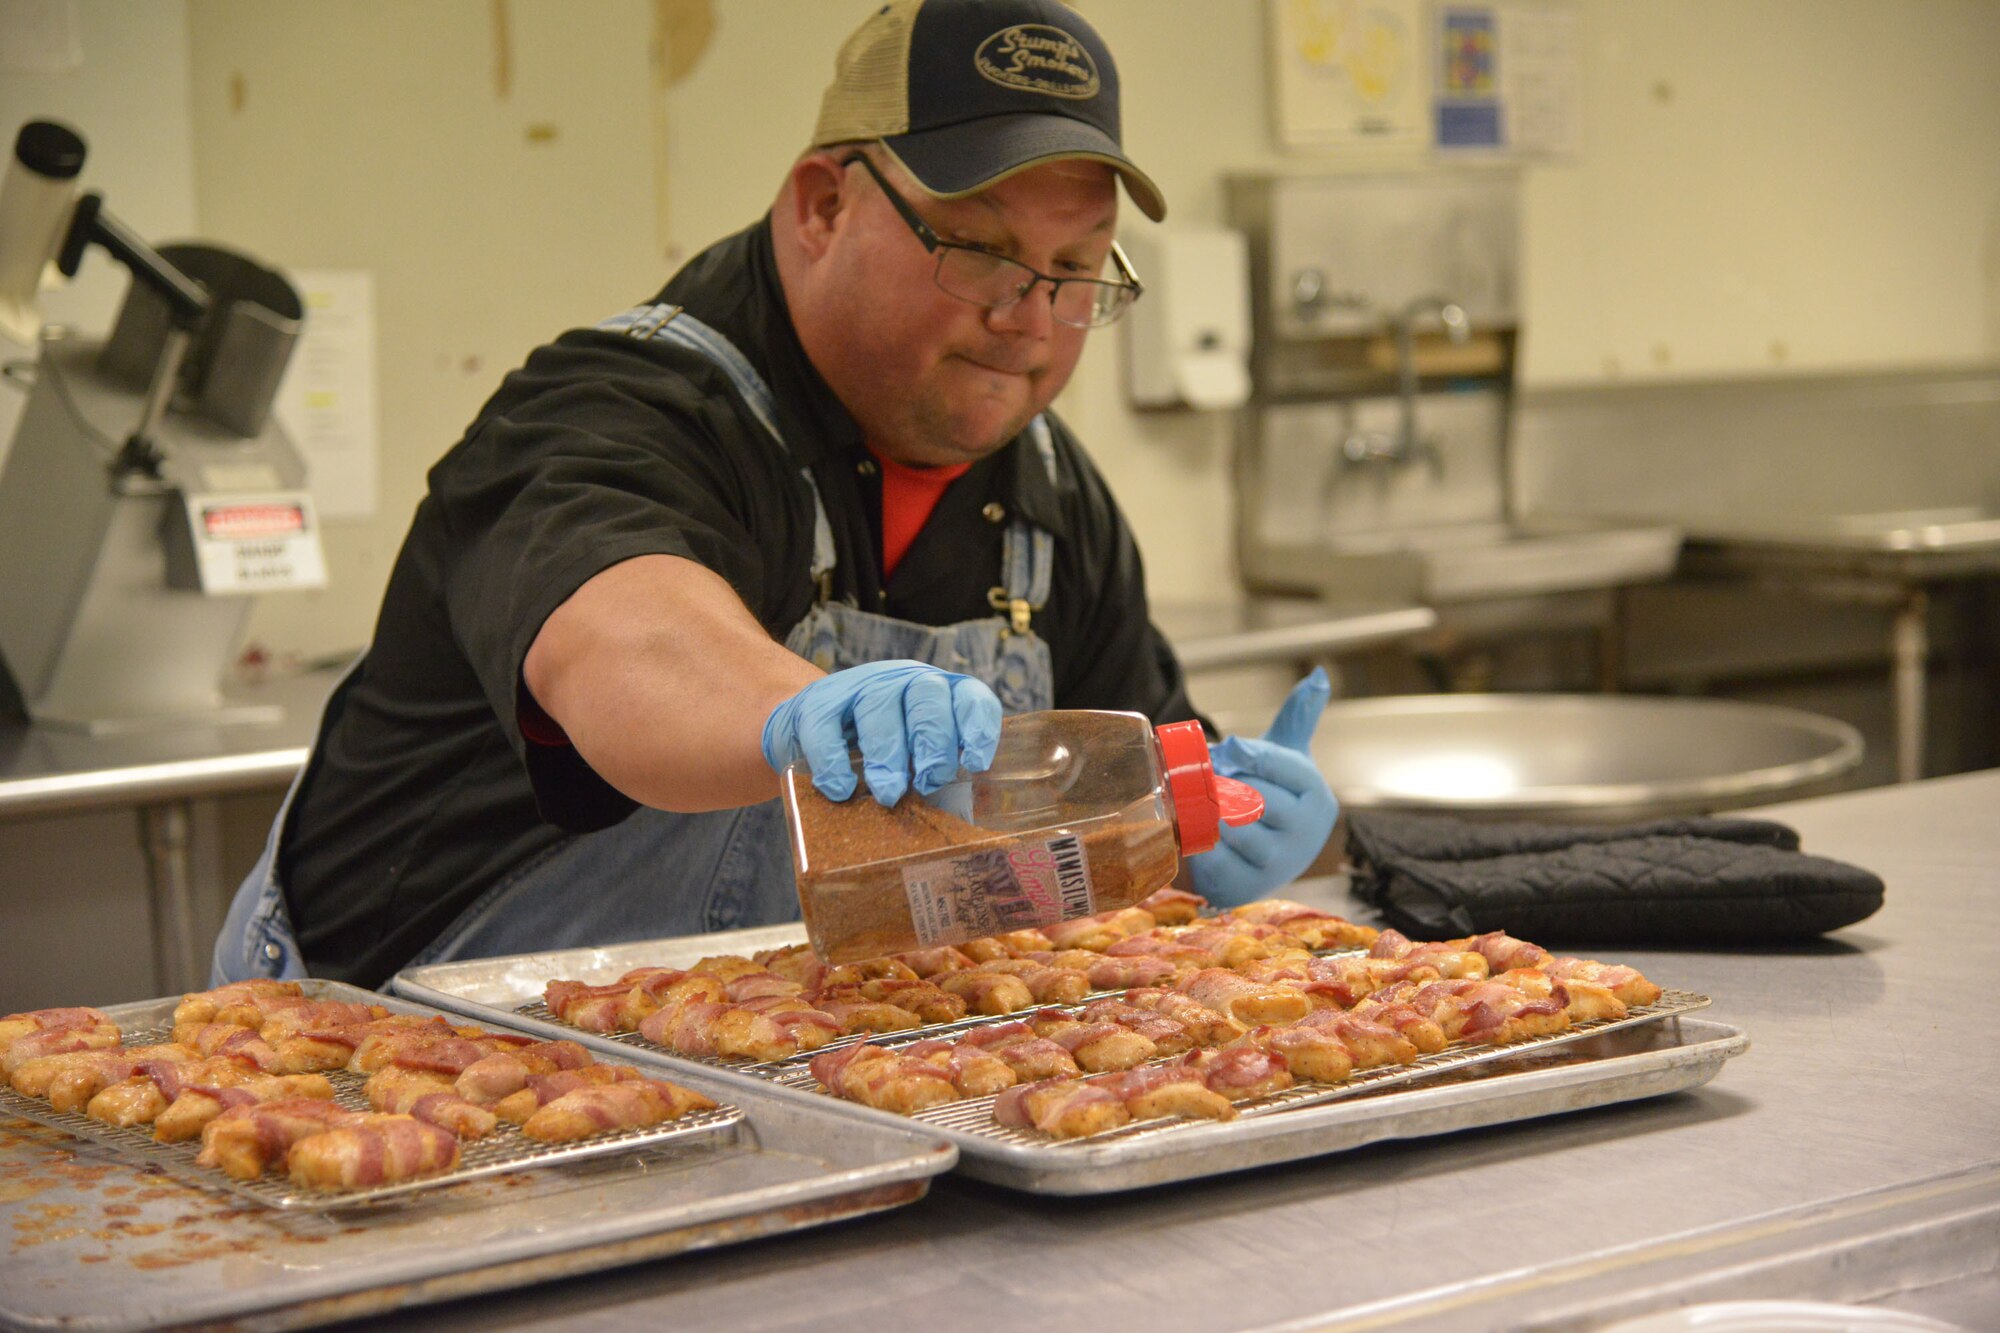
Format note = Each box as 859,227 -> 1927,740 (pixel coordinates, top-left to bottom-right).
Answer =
0,667 -> 338,992
1670,508 -> 2000,785
326,769 -> 2000,1332
1155,598 -> 1438,673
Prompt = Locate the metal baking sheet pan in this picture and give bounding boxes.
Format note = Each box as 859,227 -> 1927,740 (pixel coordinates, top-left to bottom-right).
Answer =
394,926 -> 1751,1195
0,978 -> 953,1332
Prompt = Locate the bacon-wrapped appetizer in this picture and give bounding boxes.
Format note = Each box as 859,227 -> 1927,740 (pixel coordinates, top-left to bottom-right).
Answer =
958,927 -> 1054,962
1490,968 -> 1627,1024
1073,998 -> 1200,1055
9,1042 -> 191,1102
1087,1064 -> 1235,1123
1290,1009 -> 1421,1068
1375,978 -> 1572,1045
1135,886 -> 1208,926
151,1073 -> 336,1143
1098,932 -> 1214,971
1222,900 -> 1379,950
1243,953 -> 1443,1010
993,1077 -> 1130,1139
1162,923 -> 1308,971
1120,988 -> 1248,1048
83,1057 -> 263,1127
345,1018 -> 495,1073
801,992 -> 924,1033
1079,953 -> 1184,992
955,1022 -> 1082,1081
828,977 -> 967,1024
1541,956 -> 1662,1007
637,996 -> 841,1062
453,1040 -> 596,1104
1235,1024 -> 1356,1084
1023,1012 -> 1159,1072
1174,968 -> 1312,1026
1367,929 -> 1491,980
36,1045 -> 198,1112
288,1113 -> 461,1190
489,1066 -> 642,1123
365,1065 -> 500,1138
934,970 -> 1035,1016
1,1008 -> 121,1076
1446,931 -> 1554,975
968,958 -> 1092,1005
900,1039 -> 1018,1097
177,1021 -> 290,1073
197,1096 -> 359,1179
519,1076 -> 716,1143
543,978 -> 647,1033
889,946 -> 979,977
168,981 -> 302,1033
1043,906 -> 1156,953
1336,999 -> 1449,1054
809,1043 -> 960,1114
1177,1046 -> 1295,1101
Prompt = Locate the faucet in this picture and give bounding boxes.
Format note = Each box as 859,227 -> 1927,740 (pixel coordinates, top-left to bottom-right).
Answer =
1336,295 -> 1470,484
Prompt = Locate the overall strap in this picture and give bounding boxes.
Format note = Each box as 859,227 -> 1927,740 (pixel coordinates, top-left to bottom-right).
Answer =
991,415 -> 1058,635
600,302 -> 837,595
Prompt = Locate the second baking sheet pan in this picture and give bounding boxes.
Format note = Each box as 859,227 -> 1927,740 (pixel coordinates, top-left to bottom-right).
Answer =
393,925 -> 1751,1195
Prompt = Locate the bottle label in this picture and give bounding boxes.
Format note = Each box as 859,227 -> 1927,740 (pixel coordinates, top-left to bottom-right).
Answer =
901,833 -> 1096,946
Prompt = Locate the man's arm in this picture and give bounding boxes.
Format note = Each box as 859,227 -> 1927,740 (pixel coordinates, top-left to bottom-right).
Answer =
522,553 -> 823,812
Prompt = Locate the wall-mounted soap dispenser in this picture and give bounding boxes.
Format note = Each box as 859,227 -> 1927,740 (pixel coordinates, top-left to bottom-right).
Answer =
1120,225 -> 1251,411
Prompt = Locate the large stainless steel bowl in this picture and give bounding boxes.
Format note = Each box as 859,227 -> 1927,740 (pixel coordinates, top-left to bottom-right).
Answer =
1306,694 -> 1865,821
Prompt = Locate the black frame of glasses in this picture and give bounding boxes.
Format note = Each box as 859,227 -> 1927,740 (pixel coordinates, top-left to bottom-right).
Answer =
842,152 -> 1144,328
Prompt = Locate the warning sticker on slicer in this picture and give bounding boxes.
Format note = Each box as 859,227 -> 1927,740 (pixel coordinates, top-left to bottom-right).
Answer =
902,834 -> 1095,946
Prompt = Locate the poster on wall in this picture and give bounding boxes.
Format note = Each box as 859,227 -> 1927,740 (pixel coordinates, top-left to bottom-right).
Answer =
271,270 -> 379,522
1268,0 -> 1430,149
1433,1 -> 1581,157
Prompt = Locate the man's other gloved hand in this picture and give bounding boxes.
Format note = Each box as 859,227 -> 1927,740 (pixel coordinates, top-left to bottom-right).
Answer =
762,660 -> 1002,807
1187,667 -> 1340,908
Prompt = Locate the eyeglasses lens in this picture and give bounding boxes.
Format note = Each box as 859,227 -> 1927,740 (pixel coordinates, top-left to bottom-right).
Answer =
933,248 -> 1131,328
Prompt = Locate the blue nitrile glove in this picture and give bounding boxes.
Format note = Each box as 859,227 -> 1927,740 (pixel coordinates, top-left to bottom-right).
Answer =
761,660 -> 1002,807
1187,667 -> 1340,907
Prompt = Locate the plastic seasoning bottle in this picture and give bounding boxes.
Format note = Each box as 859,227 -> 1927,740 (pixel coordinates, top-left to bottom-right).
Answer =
780,711 -> 1265,963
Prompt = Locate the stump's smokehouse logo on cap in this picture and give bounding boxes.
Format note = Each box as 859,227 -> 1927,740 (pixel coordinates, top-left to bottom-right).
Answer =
974,24 -> 1100,98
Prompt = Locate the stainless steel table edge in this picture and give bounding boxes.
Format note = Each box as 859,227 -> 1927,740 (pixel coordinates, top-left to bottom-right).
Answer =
394,951 -> 1749,1197
0,979 -> 955,1333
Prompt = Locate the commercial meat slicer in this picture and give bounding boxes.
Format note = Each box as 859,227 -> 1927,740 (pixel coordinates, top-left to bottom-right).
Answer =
0,119 -> 325,733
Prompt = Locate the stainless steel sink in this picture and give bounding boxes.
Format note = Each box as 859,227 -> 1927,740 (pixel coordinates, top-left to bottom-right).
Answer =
1309,517 -> 1683,603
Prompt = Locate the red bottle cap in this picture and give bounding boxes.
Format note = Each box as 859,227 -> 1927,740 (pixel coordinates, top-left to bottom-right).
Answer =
1154,720 -> 1265,856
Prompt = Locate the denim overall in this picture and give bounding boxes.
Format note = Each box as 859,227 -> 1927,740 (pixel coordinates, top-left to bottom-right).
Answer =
210,305 -> 1057,986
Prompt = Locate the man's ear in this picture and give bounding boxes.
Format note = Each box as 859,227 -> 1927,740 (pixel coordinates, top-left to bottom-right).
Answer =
786,153 -> 850,260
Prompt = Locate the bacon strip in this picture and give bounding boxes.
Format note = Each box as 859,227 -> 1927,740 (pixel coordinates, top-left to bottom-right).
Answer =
287,1114 -> 461,1190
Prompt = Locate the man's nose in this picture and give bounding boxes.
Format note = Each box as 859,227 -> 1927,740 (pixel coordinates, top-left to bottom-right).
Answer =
985,278 -> 1056,337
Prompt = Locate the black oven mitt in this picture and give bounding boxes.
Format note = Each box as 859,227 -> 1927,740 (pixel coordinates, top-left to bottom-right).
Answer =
1342,810 -> 1884,945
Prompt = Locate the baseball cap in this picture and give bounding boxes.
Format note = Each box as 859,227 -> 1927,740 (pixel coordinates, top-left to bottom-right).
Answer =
811,0 -> 1166,221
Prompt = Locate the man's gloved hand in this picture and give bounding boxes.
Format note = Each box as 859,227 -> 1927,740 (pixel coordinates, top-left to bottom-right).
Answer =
762,660 -> 1002,807
1187,667 -> 1340,908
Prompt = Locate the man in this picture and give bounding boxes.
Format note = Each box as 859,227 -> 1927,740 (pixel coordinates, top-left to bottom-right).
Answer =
212,0 -> 1337,990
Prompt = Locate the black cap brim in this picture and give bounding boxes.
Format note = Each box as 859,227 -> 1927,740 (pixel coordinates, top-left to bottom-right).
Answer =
882,111 -> 1166,222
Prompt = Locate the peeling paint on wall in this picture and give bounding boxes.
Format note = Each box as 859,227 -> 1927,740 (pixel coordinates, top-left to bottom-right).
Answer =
492,0 -> 512,100
649,0 -> 715,260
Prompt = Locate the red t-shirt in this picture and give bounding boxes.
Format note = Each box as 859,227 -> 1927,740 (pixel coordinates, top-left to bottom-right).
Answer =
873,449 -> 972,579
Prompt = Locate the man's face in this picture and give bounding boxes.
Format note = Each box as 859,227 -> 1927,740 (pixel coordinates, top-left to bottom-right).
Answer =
812,153 -> 1119,468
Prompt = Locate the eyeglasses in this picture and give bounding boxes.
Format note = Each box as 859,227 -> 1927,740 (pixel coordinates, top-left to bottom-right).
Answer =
843,153 -> 1144,329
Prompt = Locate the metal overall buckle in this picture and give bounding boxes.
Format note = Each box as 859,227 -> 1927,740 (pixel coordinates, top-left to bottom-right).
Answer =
988,586 -> 1037,636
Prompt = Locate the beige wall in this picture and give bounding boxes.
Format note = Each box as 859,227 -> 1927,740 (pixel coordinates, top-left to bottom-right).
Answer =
168,0 -> 2000,661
